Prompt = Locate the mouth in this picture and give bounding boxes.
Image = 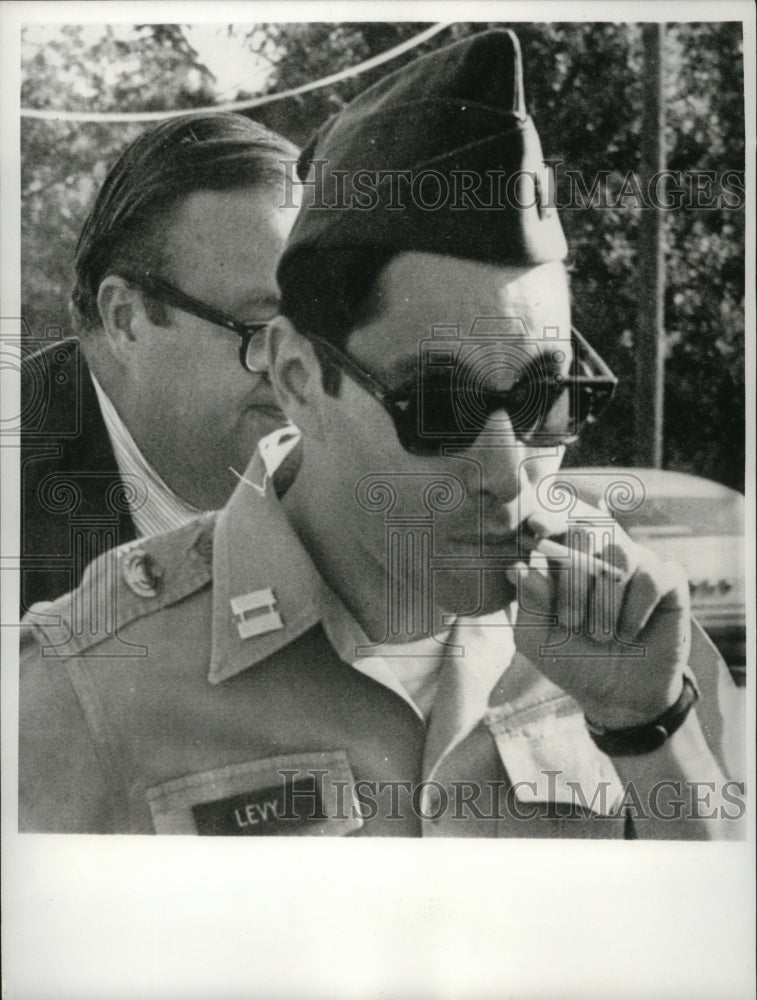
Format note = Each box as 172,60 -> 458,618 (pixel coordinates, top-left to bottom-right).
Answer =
450,527 -> 520,549
452,514 -> 559,551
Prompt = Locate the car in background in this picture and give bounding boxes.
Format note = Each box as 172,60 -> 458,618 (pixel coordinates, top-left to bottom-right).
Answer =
553,467 -> 746,685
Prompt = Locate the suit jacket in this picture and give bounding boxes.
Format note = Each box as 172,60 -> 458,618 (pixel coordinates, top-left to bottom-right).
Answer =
20,339 -> 137,611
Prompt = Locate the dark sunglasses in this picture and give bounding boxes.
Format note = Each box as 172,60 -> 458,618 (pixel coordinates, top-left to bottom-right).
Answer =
117,269 -> 270,372
308,327 -> 617,455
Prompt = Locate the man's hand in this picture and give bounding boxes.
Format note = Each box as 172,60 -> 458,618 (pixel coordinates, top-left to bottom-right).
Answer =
509,515 -> 691,729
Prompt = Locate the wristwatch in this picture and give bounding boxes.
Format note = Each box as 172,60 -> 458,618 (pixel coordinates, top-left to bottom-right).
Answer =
585,674 -> 700,756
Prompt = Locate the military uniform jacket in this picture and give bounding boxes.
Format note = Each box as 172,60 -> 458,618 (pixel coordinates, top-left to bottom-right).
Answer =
19,449 -> 741,838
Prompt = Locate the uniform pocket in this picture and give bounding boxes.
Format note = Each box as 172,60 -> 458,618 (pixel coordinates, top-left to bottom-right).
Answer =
146,750 -> 363,836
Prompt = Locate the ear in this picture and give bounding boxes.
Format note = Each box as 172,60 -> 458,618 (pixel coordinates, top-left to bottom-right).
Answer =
96,276 -> 151,363
266,316 -> 324,437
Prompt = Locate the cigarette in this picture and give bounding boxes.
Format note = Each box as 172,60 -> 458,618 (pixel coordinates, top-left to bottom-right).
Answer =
533,537 -> 627,583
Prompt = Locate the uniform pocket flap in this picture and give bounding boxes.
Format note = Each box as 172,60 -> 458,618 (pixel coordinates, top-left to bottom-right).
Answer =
488,710 -> 625,814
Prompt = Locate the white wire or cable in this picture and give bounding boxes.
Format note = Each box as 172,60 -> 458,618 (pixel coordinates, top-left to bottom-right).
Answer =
21,22 -> 452,122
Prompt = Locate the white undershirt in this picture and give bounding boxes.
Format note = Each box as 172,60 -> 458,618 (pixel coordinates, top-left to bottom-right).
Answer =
320,580 -> 515,721
360,631 -> 452,719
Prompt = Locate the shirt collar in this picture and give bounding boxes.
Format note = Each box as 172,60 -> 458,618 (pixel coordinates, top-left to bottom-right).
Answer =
209,445 -> 327,684
91,373 -> 206,535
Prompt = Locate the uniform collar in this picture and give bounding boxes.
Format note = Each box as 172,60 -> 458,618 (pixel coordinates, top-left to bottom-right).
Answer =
209,446 -> 325,684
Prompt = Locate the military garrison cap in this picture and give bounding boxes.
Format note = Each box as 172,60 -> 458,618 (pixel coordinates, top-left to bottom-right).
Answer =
278,28 -> 568,284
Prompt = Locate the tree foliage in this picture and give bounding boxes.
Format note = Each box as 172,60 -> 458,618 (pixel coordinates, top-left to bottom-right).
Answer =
21,25 -> 215,340
20,21 -> 746,490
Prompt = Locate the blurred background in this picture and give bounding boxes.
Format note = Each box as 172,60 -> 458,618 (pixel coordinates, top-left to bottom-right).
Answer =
20,21 -> 745,492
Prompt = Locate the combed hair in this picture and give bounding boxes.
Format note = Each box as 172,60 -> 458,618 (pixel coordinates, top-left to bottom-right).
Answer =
71,112 -> 299,333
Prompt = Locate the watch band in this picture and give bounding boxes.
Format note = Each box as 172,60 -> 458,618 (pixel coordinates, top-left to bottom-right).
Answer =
585,674 -> 700,756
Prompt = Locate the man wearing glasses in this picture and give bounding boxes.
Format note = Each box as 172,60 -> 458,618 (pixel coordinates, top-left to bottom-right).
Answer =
19,31 -> 743,837
20,112 -> 300,610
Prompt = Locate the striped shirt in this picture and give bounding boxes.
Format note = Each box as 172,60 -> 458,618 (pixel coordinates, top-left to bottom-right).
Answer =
92,376 -> 299,538
92,375 -> 208,537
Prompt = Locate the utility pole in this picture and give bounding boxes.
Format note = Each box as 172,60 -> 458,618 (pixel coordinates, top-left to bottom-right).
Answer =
634,22 -> 666,468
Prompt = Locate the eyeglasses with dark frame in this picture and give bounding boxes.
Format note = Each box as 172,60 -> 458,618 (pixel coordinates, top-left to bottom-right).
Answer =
117,269 -> 271,372
307,326 -> 617,455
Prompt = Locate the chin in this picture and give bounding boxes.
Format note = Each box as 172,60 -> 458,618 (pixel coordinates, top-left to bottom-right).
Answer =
433,569 -> 516,620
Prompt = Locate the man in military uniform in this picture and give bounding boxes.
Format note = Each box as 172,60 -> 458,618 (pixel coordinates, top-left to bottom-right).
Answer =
19,30 -> 744,837
21,112 -> 300,610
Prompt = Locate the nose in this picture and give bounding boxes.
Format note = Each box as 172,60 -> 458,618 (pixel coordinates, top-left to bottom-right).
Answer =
460,412 -> 563,521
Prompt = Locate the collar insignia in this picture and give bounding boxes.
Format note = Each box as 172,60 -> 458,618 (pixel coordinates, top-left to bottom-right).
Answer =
230,588 -> 284,640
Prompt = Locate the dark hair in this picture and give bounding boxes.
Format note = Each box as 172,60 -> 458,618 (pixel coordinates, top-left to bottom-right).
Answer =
278,246 -> 395,394
71,112 -> 299,333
